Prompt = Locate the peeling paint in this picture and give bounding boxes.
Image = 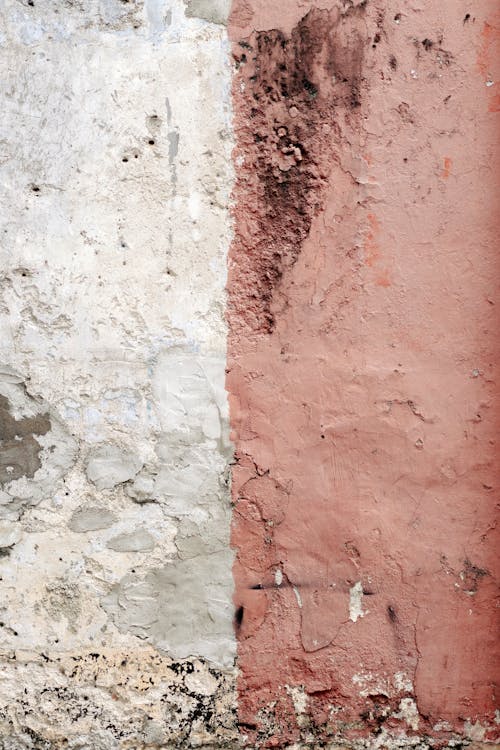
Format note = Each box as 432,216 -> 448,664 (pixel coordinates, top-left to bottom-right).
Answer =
349,581 -> 366,622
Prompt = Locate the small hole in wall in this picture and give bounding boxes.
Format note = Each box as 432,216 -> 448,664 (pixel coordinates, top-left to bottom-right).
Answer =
394,13 -> 401,22
321,434 -> 325,439
31,184 -> 40,193
463,13 -> 470,23
122,157 -> 128,163
148,139 -> 155,145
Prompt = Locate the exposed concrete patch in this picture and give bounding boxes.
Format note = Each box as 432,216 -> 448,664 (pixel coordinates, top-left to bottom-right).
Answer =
185,0 -> 231,25
348,581 -> 365,622
106,528 -> 155,552
101,550 -> 234,667
85,444 -> 143,491
0,394 -> 50,485
68,506 -> 117,533
0,371 -> 77,520
393,698 -> 421,732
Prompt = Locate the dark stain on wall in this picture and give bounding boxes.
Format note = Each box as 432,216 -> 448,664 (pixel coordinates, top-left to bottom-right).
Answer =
0,394 -> 51,484
229,7 -> 366,334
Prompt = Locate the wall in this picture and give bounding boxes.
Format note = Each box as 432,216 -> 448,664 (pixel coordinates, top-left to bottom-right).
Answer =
0,0 -> 498,748
227,0 -> 499,747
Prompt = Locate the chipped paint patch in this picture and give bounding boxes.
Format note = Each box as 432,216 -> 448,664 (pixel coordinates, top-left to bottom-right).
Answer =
394,672 -> 414,693
349,581 -> 366,622
393,698 -> 421,731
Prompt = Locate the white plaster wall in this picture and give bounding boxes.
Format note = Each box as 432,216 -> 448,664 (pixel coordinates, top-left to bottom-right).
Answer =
0,1 -> 236,746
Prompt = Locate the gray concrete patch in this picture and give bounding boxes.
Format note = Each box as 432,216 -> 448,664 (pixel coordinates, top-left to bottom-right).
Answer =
185,0 -> 231,25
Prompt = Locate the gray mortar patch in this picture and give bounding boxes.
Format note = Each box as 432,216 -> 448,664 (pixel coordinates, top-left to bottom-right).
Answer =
85,444 -> 143,491
106,528 -> 155,552
69,506 -> 117,533
185,0 -> 230,25
101,550 -> 234,668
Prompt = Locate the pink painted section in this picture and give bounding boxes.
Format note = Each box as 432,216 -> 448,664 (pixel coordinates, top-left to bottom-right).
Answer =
228,0 -> 499,745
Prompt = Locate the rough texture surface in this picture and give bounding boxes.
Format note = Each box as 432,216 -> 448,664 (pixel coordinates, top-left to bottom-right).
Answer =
0,0 -> 237,746
0,0 -> 499,747
227,0 -> 499,747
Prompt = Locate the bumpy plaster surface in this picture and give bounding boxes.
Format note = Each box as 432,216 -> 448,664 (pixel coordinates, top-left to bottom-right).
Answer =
0,0 -> 236,745
228,0 -> 499,747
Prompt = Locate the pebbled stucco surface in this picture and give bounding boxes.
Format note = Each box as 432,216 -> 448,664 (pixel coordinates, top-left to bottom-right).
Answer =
227,0 -> 499,747
0,0 -> 237,746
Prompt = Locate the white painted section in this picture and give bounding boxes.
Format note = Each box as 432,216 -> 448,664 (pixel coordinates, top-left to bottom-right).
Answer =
349,580 -> 366,622
0,0 -> 235,684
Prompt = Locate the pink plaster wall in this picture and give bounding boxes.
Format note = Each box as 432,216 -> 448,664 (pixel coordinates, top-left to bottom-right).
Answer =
227,0 -> 499,746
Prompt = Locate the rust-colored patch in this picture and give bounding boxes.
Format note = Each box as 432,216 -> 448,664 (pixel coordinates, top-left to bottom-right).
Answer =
477,20 -> 500,79
488,91 -> 500,112
441,156 -> 452,179
364,212 -> 381,266
376,270 -> 391,287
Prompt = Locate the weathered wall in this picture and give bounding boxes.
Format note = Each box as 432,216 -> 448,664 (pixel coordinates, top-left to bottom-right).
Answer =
0,0 -> 498,748
227,0 -> 499,747
0,1 -> 238,747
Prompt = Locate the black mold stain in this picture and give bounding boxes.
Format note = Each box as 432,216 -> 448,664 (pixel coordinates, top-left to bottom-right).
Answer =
0,395 -> 51,485
461,558 -> 490,592
234,605 -> 244,629
231,8 -> 367,334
